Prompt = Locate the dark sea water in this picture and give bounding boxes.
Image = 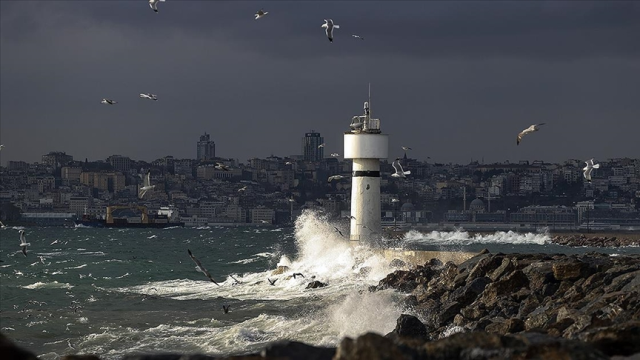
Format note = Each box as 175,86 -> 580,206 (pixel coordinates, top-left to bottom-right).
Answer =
1,211 -> 639,359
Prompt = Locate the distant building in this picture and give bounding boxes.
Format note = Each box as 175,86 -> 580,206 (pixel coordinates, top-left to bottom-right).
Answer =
197,132 -> 216,161
41,152 -> 73,168
302,130 -> 324,162
107,155 -> 131,172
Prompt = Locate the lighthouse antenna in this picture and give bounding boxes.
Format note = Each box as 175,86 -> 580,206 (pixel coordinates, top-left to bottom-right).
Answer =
368,83 -> 371,118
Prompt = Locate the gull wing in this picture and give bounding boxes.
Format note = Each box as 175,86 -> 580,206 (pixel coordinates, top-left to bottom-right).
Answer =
138,189 -> 147,199
144,172 -> 152,187
391,161 -> 400,174
188,249 -> 219,286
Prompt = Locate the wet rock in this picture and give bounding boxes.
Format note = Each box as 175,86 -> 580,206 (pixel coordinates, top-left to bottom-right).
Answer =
306,281 -> 327,289
579,321 -> 640,357
389,258 -> 406,268
0,333 -> 38,360
259,340 -> 335,360
334,332 -> 418,360
553,260 -> 592,281
385,314 -> 430,343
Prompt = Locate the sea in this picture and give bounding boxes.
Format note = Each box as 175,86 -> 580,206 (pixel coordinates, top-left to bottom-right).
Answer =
1,210 -> 639,359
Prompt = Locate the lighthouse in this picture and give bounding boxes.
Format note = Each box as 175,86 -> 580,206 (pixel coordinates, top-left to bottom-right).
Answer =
343,87 -> 389,245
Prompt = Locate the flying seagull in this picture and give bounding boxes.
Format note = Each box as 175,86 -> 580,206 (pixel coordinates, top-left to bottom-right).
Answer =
321,19 -> 340,42
318,143 -> 325,149
328,175 -> 347,183
352,34 -> 364,40
238,186 -> 247,192
330,153 -> 340,157
138,171 -> 155,199
334,227 -> 344,237
187,249 -> 220,286
517,123 -> 545,145
255,9 -> 268,20
0,145 -> 4,151
101,99 -> 116,105
267,278 -> 277,286
402,146 -> 412,151
292,273 -> 305,279
19,230 -> 29,257
223,305 -> 230,314
149,0 -> 165,13
215,163 -> 230,171
583,159 -> 600,183
139,93 -> 158,101
391,159 -> 411,178
0,220 -> 6,229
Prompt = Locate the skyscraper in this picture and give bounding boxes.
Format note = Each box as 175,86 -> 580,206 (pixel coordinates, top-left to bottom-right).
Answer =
197,132 -> 216,161
302,130 -> 324,162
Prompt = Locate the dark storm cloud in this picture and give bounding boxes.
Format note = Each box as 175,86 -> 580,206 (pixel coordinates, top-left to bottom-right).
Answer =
1,1 -> 639,165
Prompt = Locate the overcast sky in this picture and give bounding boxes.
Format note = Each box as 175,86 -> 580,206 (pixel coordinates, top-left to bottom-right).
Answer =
1,1 -> 639,166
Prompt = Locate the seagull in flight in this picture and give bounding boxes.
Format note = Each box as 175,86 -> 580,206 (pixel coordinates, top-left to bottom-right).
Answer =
517,123 -> 545,145
267,278 -> 277,286
318,143 -> 325,149
138,171 -> 155,199
402,146 -> 412,151
139,93 -> 158,101
187,249 -> 220,286
292,273 -> 305,279
255,9 -> 268,20
330,153 -> 340,157
149,0 -> 165,13
321,19 -> 339,42
19,230 -> 29,257
583,159 -> 600,183
238,186 -> 247,192
101,99 -> 116,105
352,34 -> 364,40
334,227 -> 344,237
215,163 -> 230,171
222,305 -> 230,314
391,159 -> 411,178
328,175 -> 347,183
0,145 -> 4,151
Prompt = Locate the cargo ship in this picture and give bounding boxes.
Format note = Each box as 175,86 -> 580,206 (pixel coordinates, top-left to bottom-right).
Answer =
75,205 -> 184,228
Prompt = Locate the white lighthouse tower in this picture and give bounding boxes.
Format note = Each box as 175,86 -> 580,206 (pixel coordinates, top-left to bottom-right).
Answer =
343,87 -> 389,245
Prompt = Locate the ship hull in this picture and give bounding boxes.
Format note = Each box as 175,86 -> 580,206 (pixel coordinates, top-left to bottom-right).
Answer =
74,220 -> 184,228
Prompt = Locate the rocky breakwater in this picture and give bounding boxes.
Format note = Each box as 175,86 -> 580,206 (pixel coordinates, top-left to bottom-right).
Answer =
551,234 -> 640,247
374,250 -> 640,358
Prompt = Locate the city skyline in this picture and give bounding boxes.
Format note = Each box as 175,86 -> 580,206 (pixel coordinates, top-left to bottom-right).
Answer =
1,1 -> 638,165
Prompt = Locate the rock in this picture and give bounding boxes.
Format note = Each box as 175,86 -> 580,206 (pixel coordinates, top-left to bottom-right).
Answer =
62,357 -> 102,360
579,321 -> 640,357
389,258 -> 406,268
0,333 -> 38,360
306,281 -> 327,289
260,340 -> 335,360
553,260 -> 591,281
386,314 -> 429,341
334,332 -> 417,360
449,276 -> 491,307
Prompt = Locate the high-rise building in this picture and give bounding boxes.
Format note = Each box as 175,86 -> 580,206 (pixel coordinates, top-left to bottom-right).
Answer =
302,130 -> 324,162
107,155 -> 131,172
41,152 -> 73,168
197,132 -> 216,161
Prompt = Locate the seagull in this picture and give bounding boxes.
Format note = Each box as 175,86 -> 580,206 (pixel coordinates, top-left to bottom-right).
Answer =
260,220 -> 270,224
229,275 -> 242,285
0,145 -> 4,151
101,99 -> 116,105
187,249 -> 220,286
318,143 -> 325,149
391,159 -> 411,178
583,159 -> 600,183
321,19 -> 340,42
391,198 -> 400,203
285,161 -> 293,165
328,175 -> 346,182
288,197 -> 296,203
0,220 -> 6,229
215,163 -> 230,171
345,215 -> 356,220
267,278 -> 277,286
330,153 -> 340,157
292,273 -> 305,279
139,93 -> 158,101
19,230 -> 29,257
255,9 -> 268,20
517,123 -> 545,145
223,305 -> 230,314
334,227 -> 344,237
402,146 -> 412,151
138,171 -> 155,199
149,0 -> 165,13
238,186 -> 247,192
352,34 -> 364,40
